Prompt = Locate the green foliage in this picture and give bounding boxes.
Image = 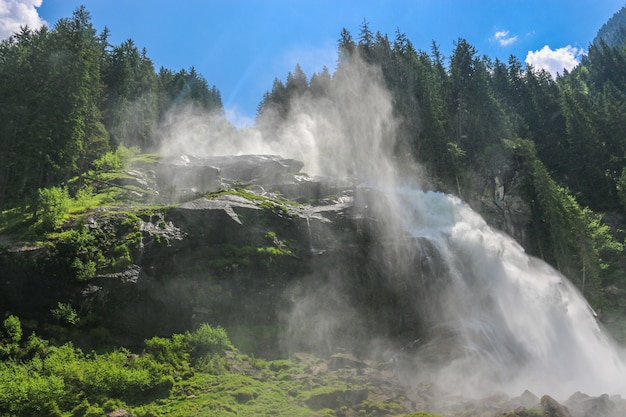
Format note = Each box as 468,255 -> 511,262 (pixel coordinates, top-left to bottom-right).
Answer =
51,302 -> 80,326
529,159 -> 623,306
2,315 -> 22,344
37,186 -> 70,231
145,324 -> 233,372
92,145 -> 137,172
70,400 -> 105,417
92,150 -> 122,172
186,324 -> 233,358
0,360 -> 66,417
618,167 -> 626,213
208,242 -> 293,272
144,334 -> 189,369
53,228 -> 104,281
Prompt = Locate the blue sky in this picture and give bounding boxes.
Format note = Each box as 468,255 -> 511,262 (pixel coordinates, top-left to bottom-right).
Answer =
1,0 -> 625,125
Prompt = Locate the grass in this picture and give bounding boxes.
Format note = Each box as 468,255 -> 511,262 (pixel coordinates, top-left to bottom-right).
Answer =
143,372 -> 315,417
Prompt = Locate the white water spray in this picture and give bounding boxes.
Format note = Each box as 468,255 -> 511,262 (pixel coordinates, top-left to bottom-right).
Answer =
391,187 -> 626,399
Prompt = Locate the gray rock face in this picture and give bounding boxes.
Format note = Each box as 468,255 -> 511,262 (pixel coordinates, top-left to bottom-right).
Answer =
472,170 -> 531,247
0,155 -> 535,355
152,154 -> 303,197
195,154 -> 303,184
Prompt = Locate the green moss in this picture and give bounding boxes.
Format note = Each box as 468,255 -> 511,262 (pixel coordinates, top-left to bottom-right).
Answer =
357,398 -> 403,416
257,246 -> 292,256
130,153 -> 161,165
208,243 -> 293,272
206,187 -> 299,216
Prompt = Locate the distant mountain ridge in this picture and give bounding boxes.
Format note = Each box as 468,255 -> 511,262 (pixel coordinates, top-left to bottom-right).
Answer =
594,5 -> 626,48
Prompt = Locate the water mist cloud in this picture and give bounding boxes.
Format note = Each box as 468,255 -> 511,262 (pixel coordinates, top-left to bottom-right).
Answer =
158,54 -> 400,184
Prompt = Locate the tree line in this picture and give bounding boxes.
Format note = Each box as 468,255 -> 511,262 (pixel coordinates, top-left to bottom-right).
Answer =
0,6 -> 222,209
257,20 -> 626,309
259,20 -> 626,214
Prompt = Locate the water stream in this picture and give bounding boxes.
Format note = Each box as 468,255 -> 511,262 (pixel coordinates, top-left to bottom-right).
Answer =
389,186 -> 626,398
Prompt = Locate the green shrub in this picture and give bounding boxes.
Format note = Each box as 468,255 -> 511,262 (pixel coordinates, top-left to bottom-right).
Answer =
37,186 -> 70,230
0,315 -> 23,359
51,302 -> 80,326
3,315 -> 22,343
186,324 -> 233,358
144,334 -> 189,368
0,360 -> 65,416
72,258 -> 97,281
43,344 -> 171,404
71,400 -> 103,417
112,244 -> 132,269
92,146 -> 134,172
54,228 -> 104,281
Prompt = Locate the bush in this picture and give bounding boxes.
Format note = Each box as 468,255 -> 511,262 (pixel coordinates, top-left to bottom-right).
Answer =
144,334 -> 189,368
54,228 -> 104,281
186,324 -> 233,358
3,315 -> 22,343
0,315 -> 23,359
51,303 -> 80,326
92,145 -> 135,172
144,324 -> 234,372
0,360 -> 65,416
37,186 -> 70,230
43,344 -> 171,404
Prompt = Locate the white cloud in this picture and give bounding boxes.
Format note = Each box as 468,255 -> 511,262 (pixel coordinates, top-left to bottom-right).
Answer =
525,45 -> 583,77
494,30 -> 518,47
0,0 -> 46,40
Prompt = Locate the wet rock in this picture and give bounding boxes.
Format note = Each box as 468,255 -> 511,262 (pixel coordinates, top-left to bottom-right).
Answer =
515,390 -> 540,408
565,392 -> 618,417
197,154 -> 303,184
111,169 -> 158,194
154,157 -> 221,196
106,409 -> 133,417
541,395 -> 571,417
328,352 -> 368,370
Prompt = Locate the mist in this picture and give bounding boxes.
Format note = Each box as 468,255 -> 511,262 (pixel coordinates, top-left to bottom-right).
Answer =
157,56 -> 400,183
154,53 -> 626,401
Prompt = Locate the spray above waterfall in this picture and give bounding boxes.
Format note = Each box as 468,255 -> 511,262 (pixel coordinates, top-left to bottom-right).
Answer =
155,53 -> 626,400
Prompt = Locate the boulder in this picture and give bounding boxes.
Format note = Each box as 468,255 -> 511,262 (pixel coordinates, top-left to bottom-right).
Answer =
328,352 -> 368,370
196,154 -> 303,184
541,395 -> 571,417
106,409 -> 133,417
565,392 -> 619,417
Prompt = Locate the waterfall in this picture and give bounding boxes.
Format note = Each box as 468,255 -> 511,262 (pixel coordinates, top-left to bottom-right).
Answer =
389,186 -> 626,399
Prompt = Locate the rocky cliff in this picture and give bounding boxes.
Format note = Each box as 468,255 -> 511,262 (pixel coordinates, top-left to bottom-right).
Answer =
0,154 -> 532,357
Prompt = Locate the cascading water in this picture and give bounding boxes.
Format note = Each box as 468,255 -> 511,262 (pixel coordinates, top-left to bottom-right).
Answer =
387,186 -> 626,399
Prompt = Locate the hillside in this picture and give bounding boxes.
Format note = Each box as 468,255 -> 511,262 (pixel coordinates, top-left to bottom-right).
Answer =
594,5 -> 626,47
